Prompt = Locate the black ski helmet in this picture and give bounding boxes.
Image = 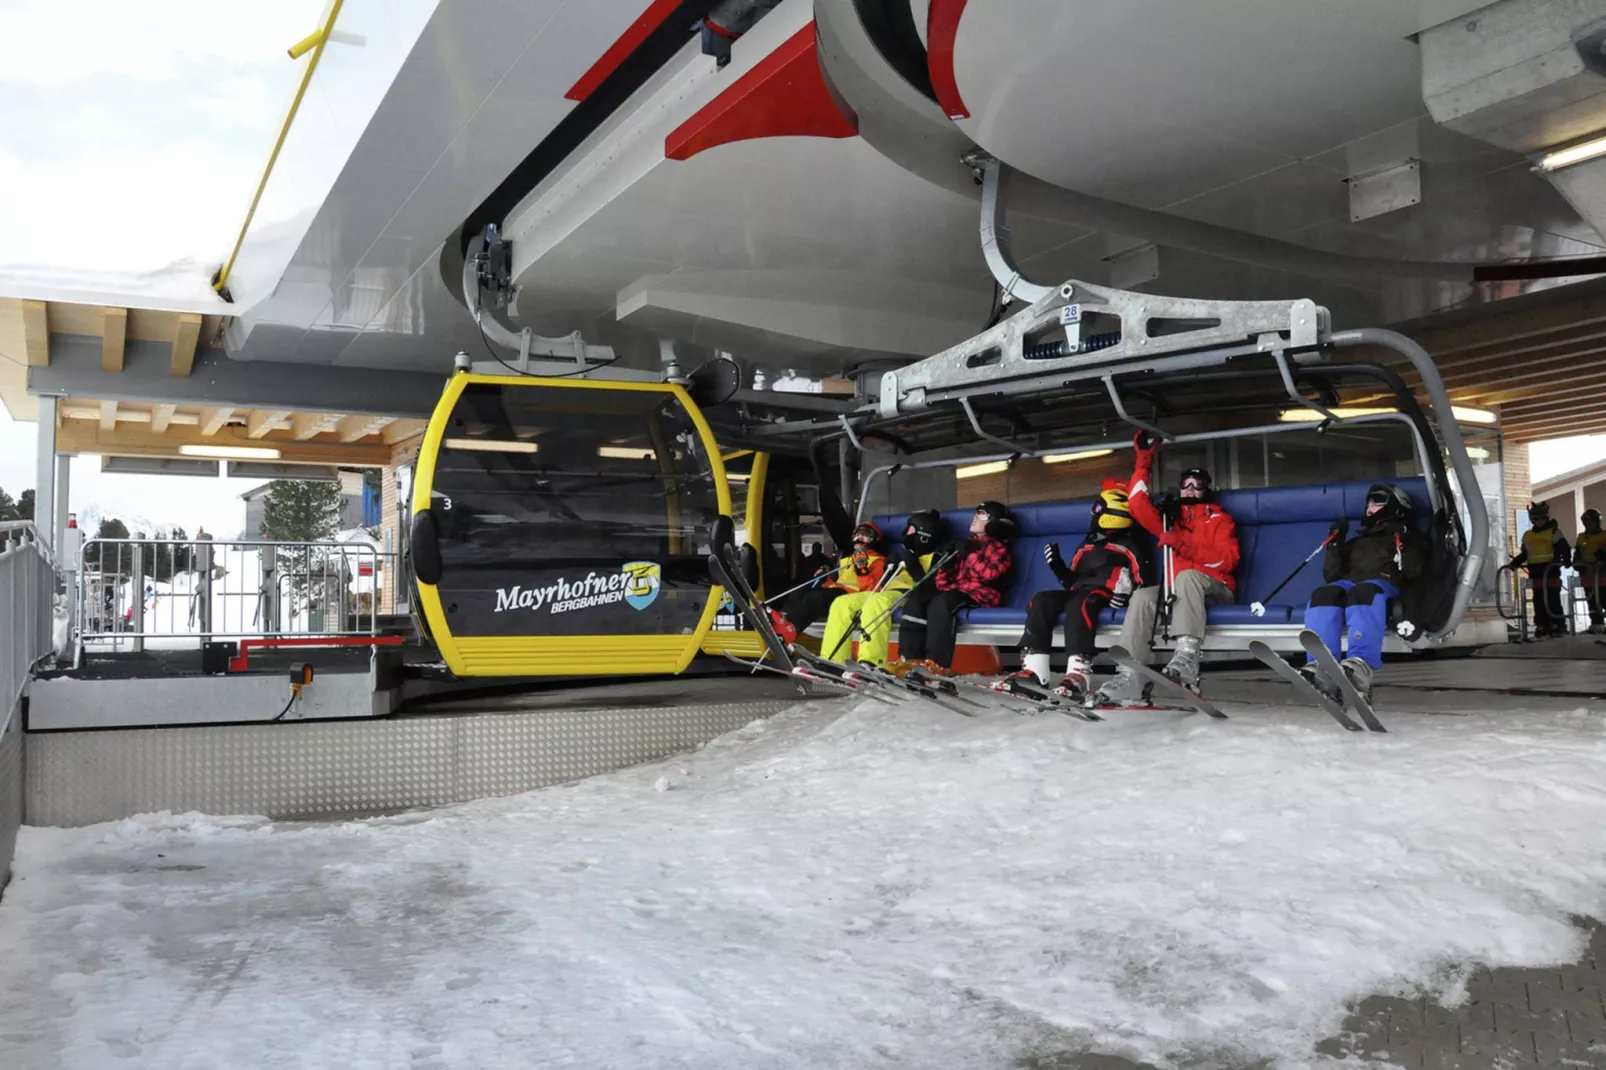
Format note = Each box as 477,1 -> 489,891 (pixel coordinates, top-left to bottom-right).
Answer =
1529,501 -> 1551,525
904,509 -> 942,552
1363,483 -> 1413,526
975,500 -> 1017,539
1585,508 -> 1603,533
1179,467 -> 1213,500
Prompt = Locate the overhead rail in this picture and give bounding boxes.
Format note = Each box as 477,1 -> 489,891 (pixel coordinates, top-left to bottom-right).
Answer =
212,1 -> 346,298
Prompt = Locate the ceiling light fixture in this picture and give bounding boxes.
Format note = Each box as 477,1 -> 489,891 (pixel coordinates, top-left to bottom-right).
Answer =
178,444 -> 282,460
1536,134 -> 1606,172
444,438 -> 540,453
956,460 -> 1010,479
1277,406 -> 1397,422
1041,448 -> 1115,465
1450,405 -> 1498,425
598,446 -> 656,460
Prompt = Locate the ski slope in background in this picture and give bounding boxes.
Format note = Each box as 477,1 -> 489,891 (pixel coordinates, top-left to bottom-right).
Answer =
3,698 -> 1605,1068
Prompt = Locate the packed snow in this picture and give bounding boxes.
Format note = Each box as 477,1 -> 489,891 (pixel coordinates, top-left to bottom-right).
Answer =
4,697 -> 1606,1069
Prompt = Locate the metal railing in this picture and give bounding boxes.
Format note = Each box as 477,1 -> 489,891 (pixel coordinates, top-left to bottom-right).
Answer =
75,536 -> 392,663
2,522 -> 59,725
1496,561 -> 1598,640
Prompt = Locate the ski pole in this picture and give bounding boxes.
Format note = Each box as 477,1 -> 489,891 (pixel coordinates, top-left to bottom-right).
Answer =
1249,530 -> 1338,617
761,568 -> 832,606
824,563 -> 905,662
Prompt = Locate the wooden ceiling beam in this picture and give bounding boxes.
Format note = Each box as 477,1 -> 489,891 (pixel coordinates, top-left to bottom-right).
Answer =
150,403 -> 176,433
247,409 -> 291,438
100,400 -> 117,430
1411,289 -> 1606,358
337,414 -> 395,442
101,307 -> 127,372
199,406 -> 234,436
291,412 -> 342,440
56,421 -> 394,467
382,418 -> 427,444
169,313 -> 202,377
21,300 -> 48,366
1502,409 -> 1606,437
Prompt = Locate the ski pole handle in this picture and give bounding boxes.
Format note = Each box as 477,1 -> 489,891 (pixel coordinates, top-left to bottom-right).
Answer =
762,568 -> 830,606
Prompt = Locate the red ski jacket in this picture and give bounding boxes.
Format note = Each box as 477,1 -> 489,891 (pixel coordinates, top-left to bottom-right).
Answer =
935,536 -> 1012,607
1127,451 -> 1240,594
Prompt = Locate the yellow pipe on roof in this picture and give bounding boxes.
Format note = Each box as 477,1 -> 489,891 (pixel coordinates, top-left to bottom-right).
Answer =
212,0 -> 346,297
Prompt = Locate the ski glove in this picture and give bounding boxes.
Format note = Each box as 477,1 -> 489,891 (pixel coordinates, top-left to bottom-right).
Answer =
1044,541 -> 1072,585
1110,568 -> 1134,609
1328,519 -> 1348,541
1132,430 -> 1157,465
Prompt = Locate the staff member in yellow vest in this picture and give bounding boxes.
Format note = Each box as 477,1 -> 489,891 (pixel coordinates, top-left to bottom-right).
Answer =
1574,508 -> 1606,635
1509,502 -> 1572,638
821,512 -> 943,666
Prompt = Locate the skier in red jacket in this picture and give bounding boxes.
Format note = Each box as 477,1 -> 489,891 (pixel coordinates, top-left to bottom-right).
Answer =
1094,433 -> 1240,706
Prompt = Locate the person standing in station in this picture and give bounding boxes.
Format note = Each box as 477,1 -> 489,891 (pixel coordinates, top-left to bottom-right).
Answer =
1574,508 -> 1606,635
1301,484 -> 1429,703
895,501 -> 1014,674
1509,502 -> 1571,638
992,482 -> 1144,701
1094,434 -> 1239,706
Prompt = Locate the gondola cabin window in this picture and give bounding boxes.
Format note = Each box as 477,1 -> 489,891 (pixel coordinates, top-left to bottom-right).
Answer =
427,383 -> 720,637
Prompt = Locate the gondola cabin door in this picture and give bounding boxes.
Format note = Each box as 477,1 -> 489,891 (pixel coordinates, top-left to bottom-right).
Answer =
410,374 -> 731,677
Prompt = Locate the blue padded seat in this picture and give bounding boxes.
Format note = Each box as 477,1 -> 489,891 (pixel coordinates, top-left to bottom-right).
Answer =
870,476 -> 1429,642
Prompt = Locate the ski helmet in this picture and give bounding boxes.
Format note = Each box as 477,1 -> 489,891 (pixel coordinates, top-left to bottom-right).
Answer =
903,509 -> 942,553
1179,468 -> 1213,500
975,500 -> 1017,539
1585,508 -> 1603,533
1363,483 -> 1412,526
850,521 -> 883,548
1529,501 -> 1551,525
1091,484 -> 1133,530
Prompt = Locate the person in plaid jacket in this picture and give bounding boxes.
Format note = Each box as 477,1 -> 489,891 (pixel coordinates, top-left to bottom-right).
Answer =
897,500 -> 1015,672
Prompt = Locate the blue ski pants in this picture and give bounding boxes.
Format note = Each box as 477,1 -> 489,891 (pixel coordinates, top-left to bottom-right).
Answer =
1305,578 -> 1399,670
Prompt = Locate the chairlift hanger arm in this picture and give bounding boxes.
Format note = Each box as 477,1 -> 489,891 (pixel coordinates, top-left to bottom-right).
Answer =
1102,374 -> 1168,442
959,395 -> 1030,456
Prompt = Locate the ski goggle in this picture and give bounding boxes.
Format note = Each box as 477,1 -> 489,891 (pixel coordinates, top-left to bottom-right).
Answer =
1180,474 -> 1209,492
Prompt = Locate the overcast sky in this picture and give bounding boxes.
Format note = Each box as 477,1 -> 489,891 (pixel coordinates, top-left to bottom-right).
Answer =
0,0 -> 324,536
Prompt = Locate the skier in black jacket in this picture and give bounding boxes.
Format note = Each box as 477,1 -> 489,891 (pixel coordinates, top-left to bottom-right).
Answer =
992,483 -> 1145,701
1303,483 -> 1429,702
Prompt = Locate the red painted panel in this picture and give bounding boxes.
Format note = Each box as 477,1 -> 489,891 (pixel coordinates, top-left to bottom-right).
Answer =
927,0 -> 971,120
566,0 -> 685,103
665,22 -> 859,162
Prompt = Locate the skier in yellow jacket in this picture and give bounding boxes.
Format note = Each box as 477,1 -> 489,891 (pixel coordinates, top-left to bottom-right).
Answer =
1510,502 -> 1572,637
1575,508 -> 1606,634
821,511 -> 943,666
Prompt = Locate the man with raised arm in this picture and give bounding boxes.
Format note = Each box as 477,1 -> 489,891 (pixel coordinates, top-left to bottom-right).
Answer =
1093,433 -> 1239,706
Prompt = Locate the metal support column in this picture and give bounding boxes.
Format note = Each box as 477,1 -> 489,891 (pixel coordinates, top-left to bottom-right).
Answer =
33,396 -> 57,552
54,453 -> 71,552
129,541 -> 144,654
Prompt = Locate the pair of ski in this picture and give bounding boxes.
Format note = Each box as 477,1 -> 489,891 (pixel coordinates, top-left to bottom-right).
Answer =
1249,630 -> 1386,733
707,539 -> 981,716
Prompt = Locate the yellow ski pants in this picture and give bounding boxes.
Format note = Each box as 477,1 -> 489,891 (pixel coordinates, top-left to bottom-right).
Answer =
821,589 -> 903,665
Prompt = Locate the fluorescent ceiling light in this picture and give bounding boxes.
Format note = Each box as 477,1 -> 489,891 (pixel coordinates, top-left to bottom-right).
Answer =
178,444 -> 282,460
1537,135 -> 1606,172
1466,446 -> 1491,460
1278,406 -> 1397,422
598,446 -> 656,459
1451,405 -> 1497,425
445,438 -> 539,453
1042,448 -> 1115,465
956,460 -> 1010,479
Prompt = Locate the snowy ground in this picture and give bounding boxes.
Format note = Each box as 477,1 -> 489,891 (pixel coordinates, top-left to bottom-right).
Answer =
4,697 -> 1606,1069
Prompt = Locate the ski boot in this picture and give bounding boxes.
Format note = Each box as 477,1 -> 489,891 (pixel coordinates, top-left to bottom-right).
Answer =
1050,655 -> 1091,702
1339,657 -> 1375,705
991,669 -> 1046,694
1591,622 -> 1606,636
1090,664 -> 1151,708
1299,662 -> 1342,703
767,608 -> 799,645
1161,636 -> 1203,695
918,659 -> 955,678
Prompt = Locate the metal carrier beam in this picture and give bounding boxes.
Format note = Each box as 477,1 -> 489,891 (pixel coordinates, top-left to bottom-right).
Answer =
877,280 -> 1327,420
